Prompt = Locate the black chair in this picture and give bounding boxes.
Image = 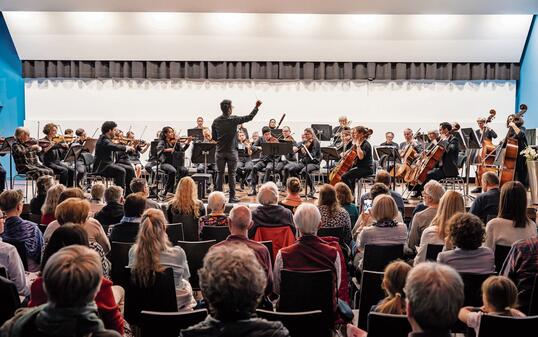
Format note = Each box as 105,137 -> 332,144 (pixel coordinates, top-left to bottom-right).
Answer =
0,266 -> 6,277
110,241 -> 133,288
425,244 -> 444,262
38,224 -> 48,234
171,214 -> 199,241
317,226 -> 344,242
526,274 -> 538,316
260,240 -> 274,266
176,240 -> 216,290
166,223 -> 185,243
460,273 -> 495,307
363,244 -> 404,272
357,270 -> 385,330
367,312 -> 412,337
478,314 -> 538,337
278,269 -> 334,334
3,239 -> 28,271
0,276 -> 21,326
28,213 -> 41,225
200,225 -> 230,242
256,309 -> 327,337
124,267 -> 178,327
494,244 -> 511,273
139,309 -> 208,337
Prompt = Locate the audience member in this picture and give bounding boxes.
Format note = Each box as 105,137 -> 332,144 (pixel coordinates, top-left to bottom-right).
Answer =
459,276 -> 525,335
359,170 -> 405,215
129,209 -> 195,310
40,183 -> 66,225
414,191 -> 465,265
470,172 -> 500,223
181,244 -> 288,337
1,245 -> 121,337
58,187 -> 85,203
485,181 -> 537,251
317,184 -> 352,245
198,191 -> 228,234
335,182 -> 359,228
29,226 -> 124,334
0,210 -> 29,297
250,182 -> 295,238
371,260 -> 412,314
130,178 -> 160,210
0,189 -> 43,272
167,177 -> 206,236
279,177 -> 302,213
89,183 -> 106,215
109,193 -> 146,243
94,186 -> 124,230
30,175 -> 54,215
437,213 -> 495,274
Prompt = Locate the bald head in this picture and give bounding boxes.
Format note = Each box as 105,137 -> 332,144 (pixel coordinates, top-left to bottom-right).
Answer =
229,205 -> 252,232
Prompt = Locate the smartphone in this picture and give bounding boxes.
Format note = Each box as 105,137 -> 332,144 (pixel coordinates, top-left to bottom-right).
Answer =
363,199 -> 373,213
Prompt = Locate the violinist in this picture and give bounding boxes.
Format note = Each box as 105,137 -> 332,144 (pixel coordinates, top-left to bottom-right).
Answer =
238,123 -> 249,139
236,130 -> 253,190
11,127 -> 54,180
276,126 -> 298,183
126,131 -> 149,178
341,126 -> 374,192
157,126 -> 191,194
505,112 -> 528,186
332,116 -> 350,147
249,126 -> 279,196
476,116 -> 497,142
40,123 -> 78,187
268,119 -> 277,130
94,121 -> 135,195
298,128 -> 321,198
64,128 -> 74,138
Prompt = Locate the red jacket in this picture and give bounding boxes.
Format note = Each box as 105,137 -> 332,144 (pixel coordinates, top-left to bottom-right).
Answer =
29,276 -> 124,335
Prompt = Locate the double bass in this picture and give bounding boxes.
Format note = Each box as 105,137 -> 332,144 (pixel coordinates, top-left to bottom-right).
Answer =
499,105 -> 527,186
475,109 -> 497,187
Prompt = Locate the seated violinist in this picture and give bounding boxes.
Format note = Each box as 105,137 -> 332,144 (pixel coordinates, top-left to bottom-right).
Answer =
126,131 -> 149,178
250,127 -> 280,196
12,127 -> 54,179
275,126 -> 297,184
40,123 -> 81,187
157,126 -> 191,194
236,130 -> 253,190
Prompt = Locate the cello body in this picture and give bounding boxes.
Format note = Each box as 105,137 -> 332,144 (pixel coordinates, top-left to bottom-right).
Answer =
498,137 -> 518,187
329,145 -> 357,185
476,138 -> 498,187
410,143 -> 446,185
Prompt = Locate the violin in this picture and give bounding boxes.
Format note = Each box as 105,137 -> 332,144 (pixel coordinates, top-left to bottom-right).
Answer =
24,138 -> 51,149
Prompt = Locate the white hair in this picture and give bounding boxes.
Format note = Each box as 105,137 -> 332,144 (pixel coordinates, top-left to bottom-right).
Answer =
257,182 -> 279,205
229,205 -> 252,230
293,203 -> 321,236
423,180 -> 445,204
208,191 -> 226,213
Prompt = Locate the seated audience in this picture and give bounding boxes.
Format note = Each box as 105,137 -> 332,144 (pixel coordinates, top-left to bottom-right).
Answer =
94,186 -> 125,230
181,244 -> 288,337
279,177 -> 303,213
30,175 -> 54,215
470,172 -> 500,223
459,276 -> 525,335
485,181 -> 537,250
317,184 -> 352,245
89,183 -> 106,215
335,182 -> 359,228
249,182 -> 295,238
130,178 -> 160,210
109,193 -> 146,243
0,210 -> 29,297
40,183 -> 66,225
437,213 -> 495,274
198,191 -> 228,234
129,209 -> 195,310
1,245 -> 121,337
371,260 -> 412,314
29,226 -> 123,334
359,170 -> 405,215
414,190 -> 465,265
407,180 -> 445,254
355,194 -> 408,269
58,187 -> 86,202
0,190 -> 43,272
213,205 -> 273,294
167,177 -> 206,234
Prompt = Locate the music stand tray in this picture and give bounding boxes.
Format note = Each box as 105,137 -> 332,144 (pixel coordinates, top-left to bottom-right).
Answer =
321,147 -> 340,161
64,144 -> 84,186
191,143 -> 216,164
262,142 -> 293,183
311,124 -> 333,141
461,128 -> 481,150
374,146 -> 401,162
82,138 -> 97,155
270,129 -> 283,139
188,128 -> 204,143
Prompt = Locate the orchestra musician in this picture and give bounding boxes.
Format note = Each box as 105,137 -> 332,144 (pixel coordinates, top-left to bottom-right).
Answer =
64,128 -> 74,137
157,126 -> 191,194
341,126 -> 374,192
268,119 -> 277,130
93,121 -> 135,195
40,123 -> 78,187
195,116 -> 205,129
251,131 -> 260,144
505,113 -> 528,187
380,131 -> 399,148
212,99 -> 261,203
236,130 -> 253,190
275,126 -> 297,182
12,127 -> 54,179
400,128 -> 423,152
427,130 -> 439,149
238,123 -> 249,139
476,116 -> 497,142
126,130 -> 149,178
250,126 -> 280,196
332,116 -> 350,147
297,128 -> 321,198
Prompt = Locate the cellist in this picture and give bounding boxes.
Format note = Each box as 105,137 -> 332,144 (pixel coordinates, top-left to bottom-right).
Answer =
341,126 -> 374,192
505,113 -> 528,187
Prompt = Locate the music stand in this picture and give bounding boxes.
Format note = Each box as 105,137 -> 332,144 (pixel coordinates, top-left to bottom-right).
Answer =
375,146 -> 401,190
321,147 -> 340,182
311,124 -> 332,141
191,143 -> 216,173
270,128 -> 283,139
82,138 -> 97,155
188,128 -> 204,143
261,142 -> 293,183
0,137 -> 15,189
460,128 -> 481,199
64,143 -> 83,187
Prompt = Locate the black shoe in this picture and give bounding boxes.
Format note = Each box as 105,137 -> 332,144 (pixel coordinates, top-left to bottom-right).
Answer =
410,191 -> 422,199
229,197 -> 240,203
307,191 -> 317,199
470,187 -> 482,193
248,189 -> 257,196
239,182 -> 245,190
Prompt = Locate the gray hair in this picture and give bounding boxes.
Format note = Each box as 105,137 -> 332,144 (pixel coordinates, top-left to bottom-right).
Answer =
481,171 -> 499,187
257,182 -> 279,205
229,205 -> 252,231
293,203 -> 321,236
104,186 -> 123,203
208,191 -> 226,213
404,262 -> 464,331
423,180 -> 445,204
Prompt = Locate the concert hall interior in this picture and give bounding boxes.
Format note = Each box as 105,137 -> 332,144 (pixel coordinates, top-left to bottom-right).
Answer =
0,1 -> 538,337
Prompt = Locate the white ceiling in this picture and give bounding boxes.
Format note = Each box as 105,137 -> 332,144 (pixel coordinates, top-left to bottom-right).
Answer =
1,0 -> 538,14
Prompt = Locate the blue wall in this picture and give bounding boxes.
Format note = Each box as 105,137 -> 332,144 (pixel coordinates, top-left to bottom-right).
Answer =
0,12 -> 25,178
517,15 -> 537,128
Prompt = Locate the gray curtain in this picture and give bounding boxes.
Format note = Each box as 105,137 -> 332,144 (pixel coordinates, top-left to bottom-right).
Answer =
22,60 -> 520,81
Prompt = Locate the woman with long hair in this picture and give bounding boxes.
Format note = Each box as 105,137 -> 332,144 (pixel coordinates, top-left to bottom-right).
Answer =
167,176 -> 205,223
335,182 -> 359,227
317,184 -> 352,245
341,126 -> 374,192
373,260 -> 412,314
129,209 -> 195,310
40,183 -> 66,225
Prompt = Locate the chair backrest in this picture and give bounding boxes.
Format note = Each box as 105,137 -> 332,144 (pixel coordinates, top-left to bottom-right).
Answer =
139,309 -> 208,337
0,276 -> 21,326
174,214 -> 199,241
110,241 -> 134,288
166,223 -> 185,244
37,224 -> 47,234
200,225 -> 230,242
279,202 -> 297,214
363,244 -> 404,272
528,274 -> 538,316
28,213 -> 41,225
317,226 -> 344,243
358,270 -> 385,330
460,273 -> 495,307
0,266 -> 6,278
256,309 -> 329,337
425,244 -> 444,262
3,239 -> 28,271
478,314 -> 538,337
253,226 -> 296,261
278,269 -> 334,329
260,240 -> 274,266
494,244 -> 512,273
367,312 -> 412,337
124,267 -> 178,326
176,240 -> 217,290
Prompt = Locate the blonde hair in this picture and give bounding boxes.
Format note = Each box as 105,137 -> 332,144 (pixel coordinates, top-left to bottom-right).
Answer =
55,198 -> 91,225
482,276 -> 519,313
41,184 -> 66,215
90,183 -> 106,201
169,177 -> 201,217
371,194 -> 398,222
132,209 -> 171,287
431,190 -> 465,240
377,260 -> 412,315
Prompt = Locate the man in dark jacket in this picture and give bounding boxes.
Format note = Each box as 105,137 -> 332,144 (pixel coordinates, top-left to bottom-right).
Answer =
469,171 -> 500,223
94,186 -> 124,232
108,193 -> 146,243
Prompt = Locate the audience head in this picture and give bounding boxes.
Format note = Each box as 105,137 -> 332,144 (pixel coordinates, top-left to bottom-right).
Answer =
257,182 -> 279,206
55,198 -> 91,226
369,182 -> 390,201
318,184 -> 339,211
377,260 -> 412,315
170,177 -> 200,217
41,184 -> 66,215
423,180 -> 445,207
448,213 -> 484,250
124,193 -> 147,218
43,245 -> 102,308
41,225 -> 89,272
104,186 -> 123,204
90,183 -> 106,202
208,191 -> 227,213
0,190 -> 24,215
335,182 -> 354,206
294,203 -> 321,236
374,170 -> 392,188
58,187 -> 85,204
371,194 -> 398,223
286,177 -> 301,195
481,276 -> 519,313
229,205 -> 252,233
498,181 -> 529,228
431,190 -> 465,240
481,171 -> 499,191
36,175 -> 55,196
404,262 -> 464,332
199,244 -> 266,321
130,178 -> 149,196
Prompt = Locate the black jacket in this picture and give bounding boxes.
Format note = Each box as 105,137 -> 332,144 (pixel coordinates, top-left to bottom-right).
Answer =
211,108 -> 258,153
94,202 -> 124,231
180,316 -> 289,337
156,139 -> 189,166
298,139 -> 321,165
439,136 -> 460,177
39,139 -> 67,165
108,221 -> 140,243
94,134 -> 127,173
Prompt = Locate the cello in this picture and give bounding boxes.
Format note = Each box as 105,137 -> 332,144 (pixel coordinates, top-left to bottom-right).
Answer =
499,105 -> 527,186
475,109 -> 497,187
329,128 -> 373,185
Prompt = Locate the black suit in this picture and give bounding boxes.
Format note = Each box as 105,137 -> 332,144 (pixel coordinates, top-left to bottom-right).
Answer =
108,221 -> 140,243
425,136 -> 460,183
40,139 -> 80,186
94,134 -> 134,194
156,139 -> 189,193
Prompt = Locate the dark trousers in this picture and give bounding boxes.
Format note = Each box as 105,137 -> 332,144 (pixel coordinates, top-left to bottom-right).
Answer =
160,162 -> 188,194
251,160 -> 274,189
237,160 -> 253,184
284,162 -> 304,182
47,162 -> 75,187
0,164 -> 6,192
21,165 -> 54,180
100,163 -> 135,194
216,151 -> 238,198
342,166 -> 373,192
300,163 -> 320,189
